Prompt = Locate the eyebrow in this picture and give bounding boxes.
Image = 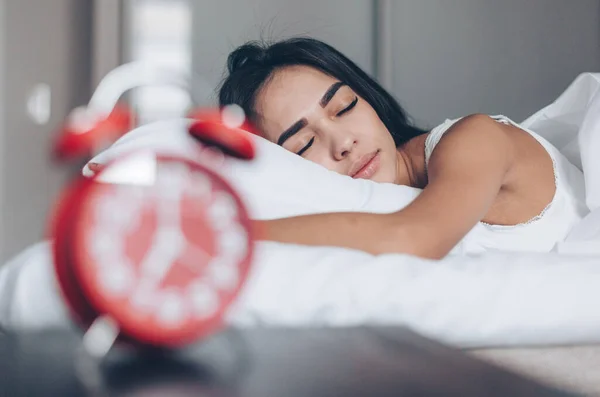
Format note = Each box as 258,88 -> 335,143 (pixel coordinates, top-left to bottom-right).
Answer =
319,81 -> 345,108
277,119 -> 308,145
277,81 -> 346,146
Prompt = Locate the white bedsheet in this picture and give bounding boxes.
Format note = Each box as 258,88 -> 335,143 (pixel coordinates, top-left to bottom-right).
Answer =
1,239 -> 600,349
1,73 -> 599,349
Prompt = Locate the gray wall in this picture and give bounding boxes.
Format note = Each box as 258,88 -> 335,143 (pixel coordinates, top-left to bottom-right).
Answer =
191,0 -> 375,101
391,0 -> 600,128
1,0 -> 93,262
0,0 -> 5,259
192,0 -> 600,129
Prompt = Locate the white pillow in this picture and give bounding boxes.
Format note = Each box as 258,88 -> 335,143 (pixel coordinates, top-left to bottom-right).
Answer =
84,118 -> 422,220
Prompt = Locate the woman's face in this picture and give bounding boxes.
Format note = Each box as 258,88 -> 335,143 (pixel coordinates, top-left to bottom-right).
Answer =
254,65 -> 400,183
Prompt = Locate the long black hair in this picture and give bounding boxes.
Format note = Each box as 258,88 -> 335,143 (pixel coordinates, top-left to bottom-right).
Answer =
218,37 -> 426,146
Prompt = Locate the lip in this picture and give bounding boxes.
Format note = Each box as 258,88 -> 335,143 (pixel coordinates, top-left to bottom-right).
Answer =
349,150 -> 381,179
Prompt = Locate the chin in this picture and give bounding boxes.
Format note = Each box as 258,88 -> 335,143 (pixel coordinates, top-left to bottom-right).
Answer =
370,158 -> 393,183
374,175 -> 395,184
368,169 -> 394,184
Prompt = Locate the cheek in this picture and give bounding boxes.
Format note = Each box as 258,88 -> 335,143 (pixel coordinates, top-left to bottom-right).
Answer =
350,107 -> 390,141
300,143 -> 347,174
304,148 -> 337,171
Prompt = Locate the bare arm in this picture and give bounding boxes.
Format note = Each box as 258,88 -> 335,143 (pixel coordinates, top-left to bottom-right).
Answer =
254,114 -> 515,259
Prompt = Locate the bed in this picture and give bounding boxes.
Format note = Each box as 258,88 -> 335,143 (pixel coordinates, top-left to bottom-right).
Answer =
1,72 -> 600,394
2,241 -> 600,395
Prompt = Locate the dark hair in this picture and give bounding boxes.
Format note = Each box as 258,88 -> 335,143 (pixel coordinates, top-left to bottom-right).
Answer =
218,37 -> 426,146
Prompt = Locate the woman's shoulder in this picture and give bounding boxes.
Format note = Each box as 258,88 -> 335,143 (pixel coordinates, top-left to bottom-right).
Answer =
424,114 -> 507,164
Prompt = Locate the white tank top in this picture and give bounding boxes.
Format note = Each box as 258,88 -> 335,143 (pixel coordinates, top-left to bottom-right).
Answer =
425,115 -> 589,254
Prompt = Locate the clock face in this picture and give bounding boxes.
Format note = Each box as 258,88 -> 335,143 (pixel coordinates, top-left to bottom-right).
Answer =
68,155 -> 253,346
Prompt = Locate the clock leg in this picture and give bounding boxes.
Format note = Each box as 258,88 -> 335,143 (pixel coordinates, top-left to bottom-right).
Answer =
74,315 -> 121,393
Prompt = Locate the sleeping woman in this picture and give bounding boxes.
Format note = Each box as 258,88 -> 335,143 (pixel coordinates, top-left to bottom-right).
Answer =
218,37 -> 588,259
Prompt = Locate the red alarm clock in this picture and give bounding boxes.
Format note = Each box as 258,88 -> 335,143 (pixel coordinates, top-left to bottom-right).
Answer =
50,120 -> 256,349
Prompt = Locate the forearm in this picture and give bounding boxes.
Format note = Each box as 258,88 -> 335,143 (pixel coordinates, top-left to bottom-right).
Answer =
254,212 -> 385,254
253,210 -> 456,259
253,212 -> 426,256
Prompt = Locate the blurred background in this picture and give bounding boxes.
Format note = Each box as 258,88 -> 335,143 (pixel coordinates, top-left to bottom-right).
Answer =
0,0 -> 598,263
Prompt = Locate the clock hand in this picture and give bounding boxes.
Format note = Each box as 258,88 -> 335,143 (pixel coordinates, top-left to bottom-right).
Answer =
179,242 -> 212,273
134,168 -> 187,295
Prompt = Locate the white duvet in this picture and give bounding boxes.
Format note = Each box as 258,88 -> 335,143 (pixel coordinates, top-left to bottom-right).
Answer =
1,73 -> 599,349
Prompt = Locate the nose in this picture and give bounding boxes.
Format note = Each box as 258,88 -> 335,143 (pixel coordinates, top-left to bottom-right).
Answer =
312,114 -> 357,161
332,133 -> 357,161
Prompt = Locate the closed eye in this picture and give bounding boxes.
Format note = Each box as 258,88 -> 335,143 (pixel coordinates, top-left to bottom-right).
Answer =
296,137 -> 315,156
336,97 -> 358,117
